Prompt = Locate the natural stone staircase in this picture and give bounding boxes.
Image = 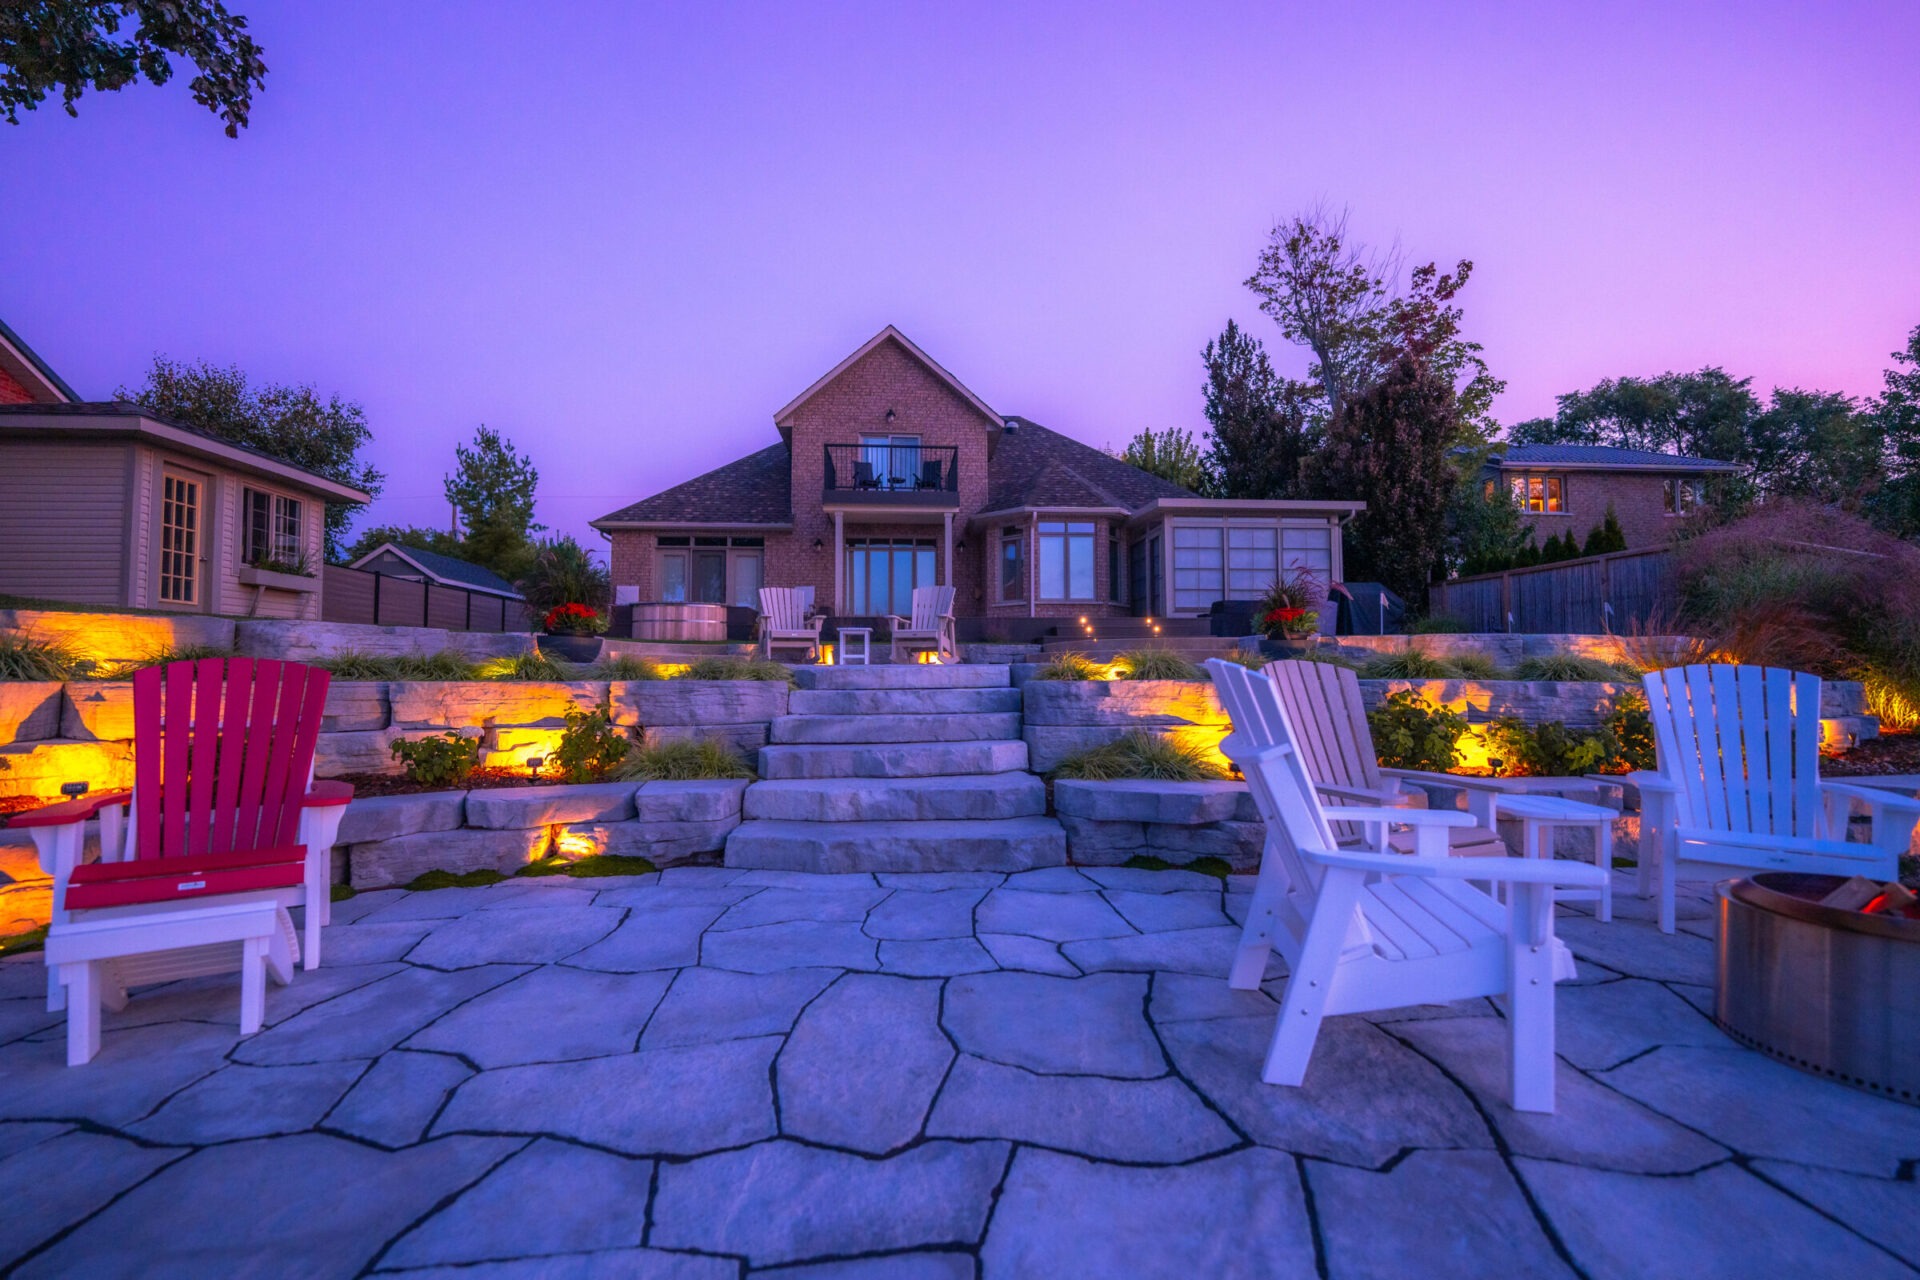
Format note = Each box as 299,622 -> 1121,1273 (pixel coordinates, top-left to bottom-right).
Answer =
725,664 -> 1066,873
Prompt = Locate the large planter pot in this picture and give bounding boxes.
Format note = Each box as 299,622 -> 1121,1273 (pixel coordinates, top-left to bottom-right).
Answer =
537,634 -> 603,663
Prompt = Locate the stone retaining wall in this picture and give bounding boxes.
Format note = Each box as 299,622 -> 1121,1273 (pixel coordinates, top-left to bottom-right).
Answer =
1053,779 -> 1263,869
0,678 -> 786,799
0,609 -> 536,668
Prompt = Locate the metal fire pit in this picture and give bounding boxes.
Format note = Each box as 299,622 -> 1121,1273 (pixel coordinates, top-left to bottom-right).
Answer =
1716,873 -> 1920,1104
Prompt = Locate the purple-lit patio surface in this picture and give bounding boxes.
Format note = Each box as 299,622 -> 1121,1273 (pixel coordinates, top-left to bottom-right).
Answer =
0,867 -> 1912,1277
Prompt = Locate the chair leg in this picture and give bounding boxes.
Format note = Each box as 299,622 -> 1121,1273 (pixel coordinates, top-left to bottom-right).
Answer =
63,961 -> 101,1067
1229,849 -> 1288,990
1507,883 -> 1558,1113
1262,870 -> 1360,1086
240,937 -> 266,1035
46,966 -> 65,1014
1596,823 -> 1614,923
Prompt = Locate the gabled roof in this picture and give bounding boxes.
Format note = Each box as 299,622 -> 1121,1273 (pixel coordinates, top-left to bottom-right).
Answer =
0,317 -> 78,403
592,441 -> 793,528
984,416 -> 1193,513
1491,444 -> 1742,473
772,326 -> 1001,432
349,542 -> 521,597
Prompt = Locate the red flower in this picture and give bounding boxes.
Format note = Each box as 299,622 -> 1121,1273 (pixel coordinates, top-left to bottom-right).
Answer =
543,603 -> 602,632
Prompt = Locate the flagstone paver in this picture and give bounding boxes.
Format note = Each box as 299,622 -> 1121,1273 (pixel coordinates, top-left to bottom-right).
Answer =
1,867 -> 1910,1277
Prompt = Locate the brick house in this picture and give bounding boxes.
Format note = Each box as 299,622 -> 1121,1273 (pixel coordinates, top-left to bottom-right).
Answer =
1485,444 -> 1743,551
592,327 -> 1361,634
0,318 -> 370,619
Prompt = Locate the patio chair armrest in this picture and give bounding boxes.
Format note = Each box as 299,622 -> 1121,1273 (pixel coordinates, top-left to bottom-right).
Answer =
1314,782 -> 1407,806
1381,768 -> 1507,794
881,614 -> 909,629
1623,770 -> 1679,793
6,790 -> 132,829
304,780 -> 355,807
1320,806 -> 1477,828
1307,845 -> 1610,888
1819,780 -> 1920,815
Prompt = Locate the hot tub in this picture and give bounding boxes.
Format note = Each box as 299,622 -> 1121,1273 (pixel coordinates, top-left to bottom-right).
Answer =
631,603 -> 728,642
1716,872 -> 1919,1103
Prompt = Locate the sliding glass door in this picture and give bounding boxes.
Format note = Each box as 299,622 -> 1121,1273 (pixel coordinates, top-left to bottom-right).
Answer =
846,538 -> 936,615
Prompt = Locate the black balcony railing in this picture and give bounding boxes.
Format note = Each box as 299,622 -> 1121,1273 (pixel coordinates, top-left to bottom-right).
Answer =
823,443 -> 959,496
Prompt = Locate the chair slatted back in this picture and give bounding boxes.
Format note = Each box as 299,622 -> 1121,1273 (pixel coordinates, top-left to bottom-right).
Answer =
1642,664 -> 1823,840
919,459 -> 942,488
759,587 -> 808,631
132,658 -> 331,860
909,585 -> 955,630
1267,659 -> 1386,796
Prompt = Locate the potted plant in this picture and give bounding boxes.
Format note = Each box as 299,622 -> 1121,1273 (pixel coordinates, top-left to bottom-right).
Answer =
1256,569 -> 1332,654
537,602 -> 608,663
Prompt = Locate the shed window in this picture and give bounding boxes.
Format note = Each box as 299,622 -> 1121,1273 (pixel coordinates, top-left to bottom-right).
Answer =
243,489 -> 304,568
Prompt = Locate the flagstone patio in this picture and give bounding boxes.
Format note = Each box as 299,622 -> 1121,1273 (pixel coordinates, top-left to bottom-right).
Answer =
0,866 -> 1914,1278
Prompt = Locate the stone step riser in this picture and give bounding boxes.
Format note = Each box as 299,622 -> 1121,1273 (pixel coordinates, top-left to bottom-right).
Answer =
792,665 -> 1011,690
787,688 -> 1022,716
769,713 -> 1023,745
724,816 -> 1068,873
758,740 -> 1030,779
742,774 -> 1046,823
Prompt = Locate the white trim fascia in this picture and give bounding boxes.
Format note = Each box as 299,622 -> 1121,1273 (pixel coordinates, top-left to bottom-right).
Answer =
0,411 -> 371,501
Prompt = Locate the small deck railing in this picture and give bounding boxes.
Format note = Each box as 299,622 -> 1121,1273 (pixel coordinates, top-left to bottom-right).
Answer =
823,443 -> 959,497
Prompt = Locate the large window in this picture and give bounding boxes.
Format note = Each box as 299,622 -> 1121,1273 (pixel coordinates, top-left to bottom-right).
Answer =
847,538 -> 935,615
1171,521 -> 1334,613
656,535 -> 763,606
1000,526 -> 1025,601
243,488 -> 303,568
1663,478 -> 1704,516
159,470 -> 201,605
1510,474 -> 1565,513
1038,521 -> 1096,601
858,434 -> 922,491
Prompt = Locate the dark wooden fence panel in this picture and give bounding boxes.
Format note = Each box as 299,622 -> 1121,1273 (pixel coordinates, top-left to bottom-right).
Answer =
1431,548 -> 1673,634
321,564 -> 524,632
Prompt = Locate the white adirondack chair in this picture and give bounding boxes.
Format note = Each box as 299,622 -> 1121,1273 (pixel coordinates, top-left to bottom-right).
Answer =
1634,664 -> 1920,933
1208,659 -> 1607,1113
886,585 -> 957,663
758,587 -> 825,662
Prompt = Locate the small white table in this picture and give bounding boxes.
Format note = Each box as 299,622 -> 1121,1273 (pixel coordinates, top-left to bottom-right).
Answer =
836,627 -> 872,666
1491,792 -> 1618,921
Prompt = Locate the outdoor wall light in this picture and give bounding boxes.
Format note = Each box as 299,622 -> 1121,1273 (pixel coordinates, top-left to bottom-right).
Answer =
813,538 -> 824,551
885,408 -> 896,423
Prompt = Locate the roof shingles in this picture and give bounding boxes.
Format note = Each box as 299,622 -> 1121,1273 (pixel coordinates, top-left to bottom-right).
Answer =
594,442 -> 793,526
985,417 -> 1192,512
1494,444 -> 1740,471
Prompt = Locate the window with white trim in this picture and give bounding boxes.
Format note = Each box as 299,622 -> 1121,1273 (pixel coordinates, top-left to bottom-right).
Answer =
1663,478 -> 1704,515
1038,521 -> 1096,600
242,488 -> 304,568
1509,474 -> 1565,513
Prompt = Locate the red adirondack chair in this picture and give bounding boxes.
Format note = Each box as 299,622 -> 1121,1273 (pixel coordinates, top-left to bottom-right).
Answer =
14,658 -> 354,1017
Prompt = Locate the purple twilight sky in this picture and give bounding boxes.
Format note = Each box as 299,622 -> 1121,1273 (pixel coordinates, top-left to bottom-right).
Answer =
5,1 -> 1917,548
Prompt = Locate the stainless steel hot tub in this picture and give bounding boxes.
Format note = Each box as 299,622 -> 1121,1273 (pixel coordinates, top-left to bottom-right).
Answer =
1716,872 -> 1919,1103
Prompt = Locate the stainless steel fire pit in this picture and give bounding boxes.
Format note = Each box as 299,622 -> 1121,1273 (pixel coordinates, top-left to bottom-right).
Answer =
1716,873 -> 1919,1103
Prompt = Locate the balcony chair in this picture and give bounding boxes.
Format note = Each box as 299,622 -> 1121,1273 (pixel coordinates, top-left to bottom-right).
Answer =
11,658 -> 354,1062
887,585 -> 957,664
913,458 -> 943,490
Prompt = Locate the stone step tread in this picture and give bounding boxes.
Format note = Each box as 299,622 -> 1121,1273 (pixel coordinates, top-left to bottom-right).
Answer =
787,688 -> 1022,715
757,739 -> 1030,779
724,815 -> 1067,874
769,712 -> 1023,745
792,665 -> 1011,690
743,773 -> 1046,822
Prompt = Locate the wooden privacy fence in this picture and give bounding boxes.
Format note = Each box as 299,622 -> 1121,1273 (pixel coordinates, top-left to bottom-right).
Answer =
1429,548 -> 1673,634
321,565 -> 527,632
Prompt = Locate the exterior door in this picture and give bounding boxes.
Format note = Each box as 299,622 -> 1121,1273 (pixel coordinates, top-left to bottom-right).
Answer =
158,468 -> 206,610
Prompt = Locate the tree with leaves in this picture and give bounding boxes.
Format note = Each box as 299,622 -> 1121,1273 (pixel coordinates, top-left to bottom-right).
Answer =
119,356 -> 382,559
343,524 -> 464,565
1508,369 -> 1760,461
1313,356 -> 1461,606
444,426 -> 541,581
1866,323 -> 1920,538
1200,320 -> 1317,500
1446,454 -> 1532,577
1,1 -> 265,136
1116,427 -> 1209,493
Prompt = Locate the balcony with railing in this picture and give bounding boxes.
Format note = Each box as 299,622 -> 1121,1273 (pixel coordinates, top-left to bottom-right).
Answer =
822,442 -> 960,507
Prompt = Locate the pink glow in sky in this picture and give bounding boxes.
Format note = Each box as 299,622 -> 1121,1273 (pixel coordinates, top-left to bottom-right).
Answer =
4,1 -> 1916,544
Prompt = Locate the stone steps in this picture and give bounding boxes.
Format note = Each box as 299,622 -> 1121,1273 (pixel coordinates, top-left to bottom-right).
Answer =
757,740 -> 1030,779
769,712 -> 1023,745
787,687 -> 1021,716
742,774 -> 1047,823
792,665 -> 1011,690
723,816 -> 1067,873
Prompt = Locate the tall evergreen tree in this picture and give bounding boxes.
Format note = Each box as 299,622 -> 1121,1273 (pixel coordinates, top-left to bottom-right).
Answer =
444,425 -> 541,579
1200,320 -> 1316,499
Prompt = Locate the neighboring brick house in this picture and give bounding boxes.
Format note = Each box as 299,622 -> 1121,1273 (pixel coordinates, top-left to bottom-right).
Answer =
0,318 -> 370,619
593,327 -> 1361,630
1485,444 -> 1743,551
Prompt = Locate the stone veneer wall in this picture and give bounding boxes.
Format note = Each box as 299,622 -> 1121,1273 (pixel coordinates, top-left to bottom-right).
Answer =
0,679 -> 787,799
1052,780 -> 1264,870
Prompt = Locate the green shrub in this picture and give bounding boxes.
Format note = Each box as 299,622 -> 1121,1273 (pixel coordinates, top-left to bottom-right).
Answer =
0,635 -> 84,681
389,732 -> 482,787
1607,693 -> 1658,772
321,649 -> 483,681
616,736 -> 756,781
550,708 -> 632,783
477,650 -> 569,682
680,657 -> 794,683
1291,648 -> 1359,669
519,536 -> 613,618
1409,615 -> 1472,634
1033,652 -> 1104,681
1360,651 -> 1458,680
1511,654 -> 1632,682
1215,650 -> 1271,670
1445,653 -> 1504,679
1114,647 -> 1203,681
103,643 -> 236,677
1052,731 -> 1227,781
1367,690 -> 1469,772
592,654 -> 662,680
1482,717 -> 1613,778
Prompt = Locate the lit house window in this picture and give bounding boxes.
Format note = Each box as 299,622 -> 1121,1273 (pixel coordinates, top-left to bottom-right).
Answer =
1038,521 -> 1096,600
1664,478 -> 1705,515
243,489 -> 303,567
1510,474 -> 1565,513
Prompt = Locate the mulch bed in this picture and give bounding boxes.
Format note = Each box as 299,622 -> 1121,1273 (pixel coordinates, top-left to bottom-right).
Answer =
1825,732 -> 1920,777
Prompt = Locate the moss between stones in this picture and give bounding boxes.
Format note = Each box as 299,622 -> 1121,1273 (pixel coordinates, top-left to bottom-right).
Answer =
405,868 -> 509,891
1122,854 -> 1233,880
518,854 -> 658,879
330,883 -> 358,902
0,925 -> 47,957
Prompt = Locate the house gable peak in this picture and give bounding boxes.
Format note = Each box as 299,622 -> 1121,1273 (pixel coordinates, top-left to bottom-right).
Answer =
772,325 -> 1001,435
